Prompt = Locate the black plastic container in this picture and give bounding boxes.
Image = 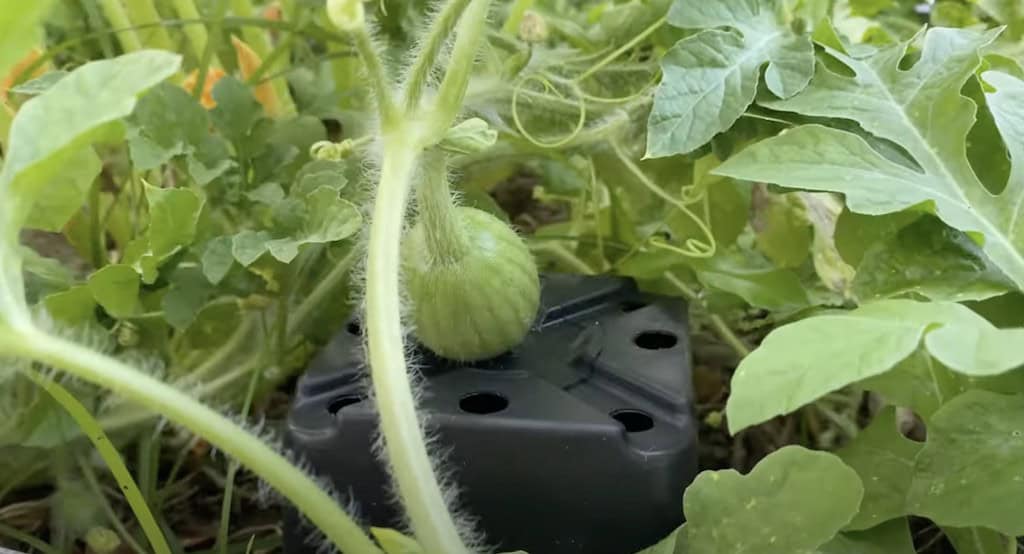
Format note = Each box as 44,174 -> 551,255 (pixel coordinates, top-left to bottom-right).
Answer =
283,274 -> 698,554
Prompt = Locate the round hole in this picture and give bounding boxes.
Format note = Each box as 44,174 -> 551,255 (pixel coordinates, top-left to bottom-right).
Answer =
459,392 -> 509,415
346,321 -> 362,336
611,409 -> 655,433
620,300 -> 648,313
327,394 -> 365,414
634,330 -> 677,350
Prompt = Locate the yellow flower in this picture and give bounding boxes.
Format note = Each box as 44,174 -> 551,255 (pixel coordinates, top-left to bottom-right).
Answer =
231,35 -> 282,117
182,67 -> 227,109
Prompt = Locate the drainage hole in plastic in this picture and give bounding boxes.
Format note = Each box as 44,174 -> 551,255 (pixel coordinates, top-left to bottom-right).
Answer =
346,321 -> 362,336
459,392 -> 509,415
620,300 -> 648,312
611,409 -> 655,433
634,330 -> 677,350
327,394 -> 365,415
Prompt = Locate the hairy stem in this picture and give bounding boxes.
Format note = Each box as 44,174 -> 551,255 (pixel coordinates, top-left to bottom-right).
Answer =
350,26 -> 399,128
0,325 -> 382,554
403,0 -> 474,111
366,134 -> 469,554
428,0 -> 494,139
416,150 -> 468,263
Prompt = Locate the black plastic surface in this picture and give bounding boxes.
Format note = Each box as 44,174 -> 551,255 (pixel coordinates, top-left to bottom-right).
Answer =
283,273 -> 698,554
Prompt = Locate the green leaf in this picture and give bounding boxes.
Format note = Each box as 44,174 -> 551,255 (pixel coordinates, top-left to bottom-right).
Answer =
682,445 -> 862,554
726,300 -> 1024,431
161,267 -> 214,330
715,29 -> 1024,290
201,236 -> 235,285
859,348 -> 966,419
2,51 -> 182,219
835,408 -> 922,531
646,0 -> 814,157
123,184 -> 204,282
210,76 -> 263,148
817,519 -> 915,554
265,187 -> 362,263
126,82 -> 209,171
231,230 -> 273,267
292,159 -> 349,197
87,264 -> 140,318
833,210 -> 923,266
853,216 -> 1014,302
907,390 -> 1024,535
43,285 -> 96,324
23,146 -> 102,232
693,249 -> 810,311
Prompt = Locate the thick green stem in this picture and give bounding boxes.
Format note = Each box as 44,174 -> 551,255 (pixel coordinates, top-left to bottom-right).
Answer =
0,325 -> 381,554
98,0 -> 144,53
366,134 -> 469,554
122,0 -> 176,52
350,27 -> 399,127
403,0 -> 474,111
171,0 -> 222,66
416,150 -> 469,263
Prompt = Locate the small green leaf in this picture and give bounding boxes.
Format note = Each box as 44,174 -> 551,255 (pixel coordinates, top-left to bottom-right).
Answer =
683,446 -> 862,554
210,76 -> 263,147
908,390 -> 1024,535
87,264 -> 140,318
943,526 -> 1009,554
126,82 -> 209,171
694,249 -> 809,311
43,285 -> 96,324
265,186 -> 362,263
634,527 -> 681,554
123,184 -> 204,282
231,230 -> 273,267
853,217 -> 1014,302
201,236 -> 235,285
161,268 -> 214,330
293,159 -> 348,197
646,0 -> 814,157
835,408 -> 922,531
818,519 -> 915,554
834,210 -> 923,267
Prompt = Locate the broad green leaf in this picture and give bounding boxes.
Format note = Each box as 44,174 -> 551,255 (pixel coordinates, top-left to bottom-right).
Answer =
853,217 -> 1014,302
210,76 -> 262,148
835,408 -> 922,530
646,0 -> 814,157
693,249 -> 810,311
232,230 -> 273,267
834,210 -> 922,266
817,519 -> 915,554
126,82 -> 209,171
0,51 -> 180,324
682,446 -> 863,554
907,390 -> 1024,535
985,71 -> 1024,196
161,268 -> 214,331
87,264 -> 140,318
23,144 -> 102,232
123,185 -> 204,283
2,51 -> 182,215
714,29 -> 1024,290
726,300 -> 1024,431
43,285 -> 96,325
859,348 -> 966,419
265,187 -> 362,263
201,236 -> 235,285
